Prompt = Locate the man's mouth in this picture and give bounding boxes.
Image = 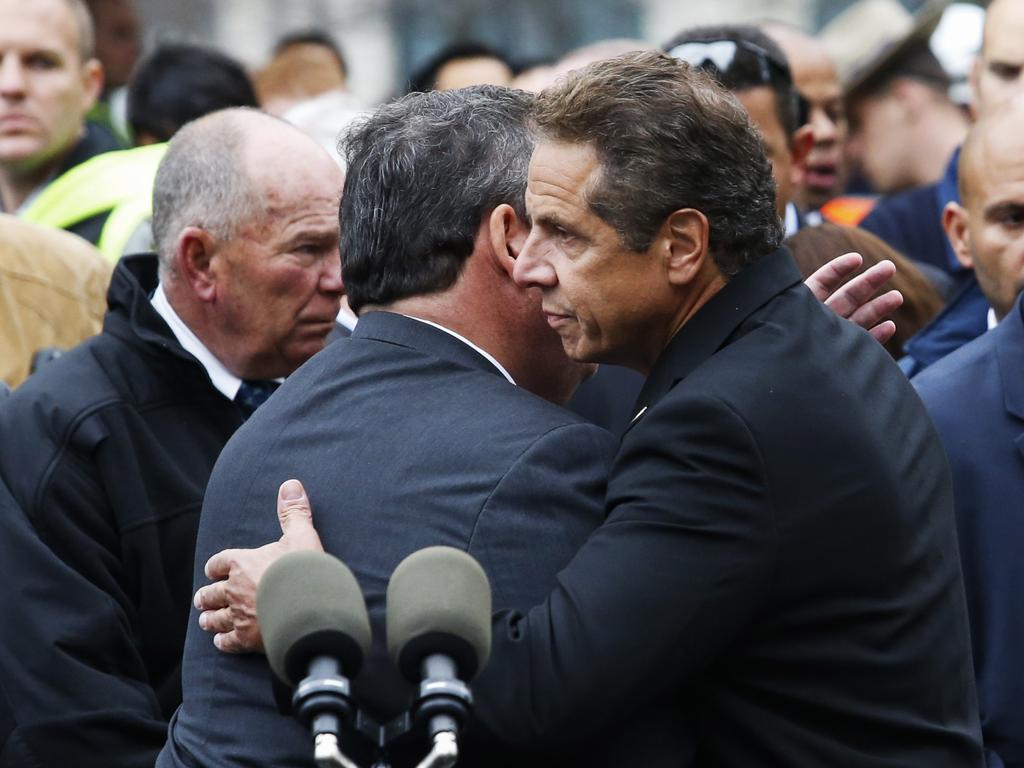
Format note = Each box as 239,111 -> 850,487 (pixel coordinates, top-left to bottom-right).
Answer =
543,309 -> 573,329
805,162 -> 838,191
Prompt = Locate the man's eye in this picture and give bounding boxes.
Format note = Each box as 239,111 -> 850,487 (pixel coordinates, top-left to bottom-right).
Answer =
25,53 -> 59,70
989,62 -> 1022,82
1000,211 -> 1024,228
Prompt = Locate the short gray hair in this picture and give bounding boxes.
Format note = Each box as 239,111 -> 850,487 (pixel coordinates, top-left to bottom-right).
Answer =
340,85 -> 533,312
151,109 -> 261,277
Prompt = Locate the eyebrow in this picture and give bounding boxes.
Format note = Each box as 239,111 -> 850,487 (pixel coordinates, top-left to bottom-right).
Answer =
983,201 -> 1024,221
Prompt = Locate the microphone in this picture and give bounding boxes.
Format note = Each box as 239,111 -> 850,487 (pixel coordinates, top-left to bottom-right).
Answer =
258,551 -> 372,768
386,547 -> 492,768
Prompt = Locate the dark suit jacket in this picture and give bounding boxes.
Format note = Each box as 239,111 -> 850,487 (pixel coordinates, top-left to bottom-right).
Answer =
160,312 -> 687,767
473,248 -> 984,766
914,292 -> 1024,768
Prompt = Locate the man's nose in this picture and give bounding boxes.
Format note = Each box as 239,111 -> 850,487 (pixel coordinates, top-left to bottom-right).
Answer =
812,107 -> 838,145
320,253 -> 344,294
512,234 -> 557,289
0,55 -> 27,98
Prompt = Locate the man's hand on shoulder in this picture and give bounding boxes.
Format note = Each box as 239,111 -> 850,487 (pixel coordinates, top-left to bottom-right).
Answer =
804,252 -> 903,344
194,479 -> 324,653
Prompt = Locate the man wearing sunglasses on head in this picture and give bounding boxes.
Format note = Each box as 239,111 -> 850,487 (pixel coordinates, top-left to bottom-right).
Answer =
664,25 -> 813,240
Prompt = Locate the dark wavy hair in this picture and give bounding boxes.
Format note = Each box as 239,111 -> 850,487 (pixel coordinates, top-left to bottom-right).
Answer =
530,50 -> 782,277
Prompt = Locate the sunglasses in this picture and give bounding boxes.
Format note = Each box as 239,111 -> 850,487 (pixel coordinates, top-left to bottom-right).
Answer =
666,39 -> 809,128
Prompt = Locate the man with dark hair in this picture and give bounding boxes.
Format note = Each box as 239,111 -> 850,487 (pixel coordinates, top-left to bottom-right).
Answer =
128,44 -> 257,146
470,49 -> 980,765
217,53 -> 979,764
273,29 -> 348,82
166,79 -> 897,767
409,42 -> 513,93
569,24 -> 816,434
664,24 -> 811,235
761,21 -> 849,216
159,85 -> 635,768
0,108 -> 343,768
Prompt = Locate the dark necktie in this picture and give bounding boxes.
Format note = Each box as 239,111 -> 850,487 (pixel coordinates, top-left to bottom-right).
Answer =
234,379 -> 280,418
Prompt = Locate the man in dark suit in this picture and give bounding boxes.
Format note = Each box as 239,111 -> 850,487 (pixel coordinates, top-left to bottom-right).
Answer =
169,80 -> 898,767
157,86 -> 650,768
472,51 -> 982,764
914,98 -> 1024,768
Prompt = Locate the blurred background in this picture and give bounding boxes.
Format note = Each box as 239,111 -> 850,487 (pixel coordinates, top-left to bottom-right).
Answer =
132,0 -> 983,105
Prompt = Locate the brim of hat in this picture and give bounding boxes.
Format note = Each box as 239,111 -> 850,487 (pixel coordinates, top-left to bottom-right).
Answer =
842,0 -> 950,97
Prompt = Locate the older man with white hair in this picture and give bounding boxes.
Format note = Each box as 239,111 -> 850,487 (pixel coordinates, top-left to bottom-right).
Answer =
0,107 -> 343,768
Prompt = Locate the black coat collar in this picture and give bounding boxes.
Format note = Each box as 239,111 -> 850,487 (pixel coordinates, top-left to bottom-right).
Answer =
634,247 -> 803,414
103,252 -> 202,368
353,310 -> 508,379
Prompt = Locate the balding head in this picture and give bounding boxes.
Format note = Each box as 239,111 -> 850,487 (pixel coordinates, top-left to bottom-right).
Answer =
972,0 -> 1024,117
152,107 -> 344,379
958,96 -> 1024,206
944,96 -> 1024,318
152,108 -> 261,273
152,107 -> 340,275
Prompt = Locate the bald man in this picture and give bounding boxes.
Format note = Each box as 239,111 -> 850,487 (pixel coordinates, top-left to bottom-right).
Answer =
762,22 -> 848,214
943,101 -> 1024,322
914,98 -> 1024,768
872,0 -> 1024,376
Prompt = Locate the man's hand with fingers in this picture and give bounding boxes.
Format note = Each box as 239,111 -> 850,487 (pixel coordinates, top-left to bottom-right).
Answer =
804,252 -> 903,344
194,479 -> 324,653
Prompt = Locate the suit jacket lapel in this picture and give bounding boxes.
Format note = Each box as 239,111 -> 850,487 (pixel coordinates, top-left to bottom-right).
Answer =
625,247 -> 803,435
353,310 -> 508,379
995,294 -> 1024,464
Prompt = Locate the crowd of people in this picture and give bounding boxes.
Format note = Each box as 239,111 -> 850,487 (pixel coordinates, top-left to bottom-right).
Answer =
1,0 -> 1022,766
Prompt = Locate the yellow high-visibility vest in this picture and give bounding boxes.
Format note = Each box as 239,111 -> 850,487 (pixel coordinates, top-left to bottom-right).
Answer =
21,143 -> 167,263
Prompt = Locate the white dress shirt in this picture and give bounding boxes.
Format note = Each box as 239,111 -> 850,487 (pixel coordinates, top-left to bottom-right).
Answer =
150,283 -> 245,401
405,315 -> 516,385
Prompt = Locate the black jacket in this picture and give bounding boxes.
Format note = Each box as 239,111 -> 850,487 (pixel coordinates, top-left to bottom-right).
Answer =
475,248 -> 984,766
0,254 -> 245,767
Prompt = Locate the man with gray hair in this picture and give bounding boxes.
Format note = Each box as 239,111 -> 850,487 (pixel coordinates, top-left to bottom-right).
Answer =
166,79 -> 901,766
0,107 -> 343,767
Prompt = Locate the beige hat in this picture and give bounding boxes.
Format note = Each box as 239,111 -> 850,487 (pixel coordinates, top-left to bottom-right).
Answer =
820,0 -> 950,91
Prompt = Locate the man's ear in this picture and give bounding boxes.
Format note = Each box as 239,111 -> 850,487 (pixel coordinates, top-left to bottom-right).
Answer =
942,201 -> 974,270
968,55 -> 982,121
175,227 -> 220,301
80,59 -> 104,112
488,203 -> 529,278
663,208 -> 710,285
790,123 -> 815,188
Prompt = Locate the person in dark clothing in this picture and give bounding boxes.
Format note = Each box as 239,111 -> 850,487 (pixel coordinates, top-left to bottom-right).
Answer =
0,0 -> 121,241
127,44 -> 258,146
0,108 -> 343,768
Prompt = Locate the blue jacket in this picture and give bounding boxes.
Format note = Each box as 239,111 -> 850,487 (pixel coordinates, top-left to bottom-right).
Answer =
914,291 -> 1024,768
899,273 -> 990,377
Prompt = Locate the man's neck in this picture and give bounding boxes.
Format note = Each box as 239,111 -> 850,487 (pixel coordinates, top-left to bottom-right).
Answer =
0,163 -> 56,212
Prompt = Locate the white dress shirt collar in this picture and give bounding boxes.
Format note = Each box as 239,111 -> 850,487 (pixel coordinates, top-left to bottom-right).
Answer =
404,315 -> 516,385
987,307 -> 999,331
784,202 -> 800,238
150,283 -> 244,401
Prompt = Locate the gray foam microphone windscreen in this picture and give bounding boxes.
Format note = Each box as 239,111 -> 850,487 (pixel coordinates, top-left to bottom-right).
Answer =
386,546 -> 492,683
257,550 -> 372,686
